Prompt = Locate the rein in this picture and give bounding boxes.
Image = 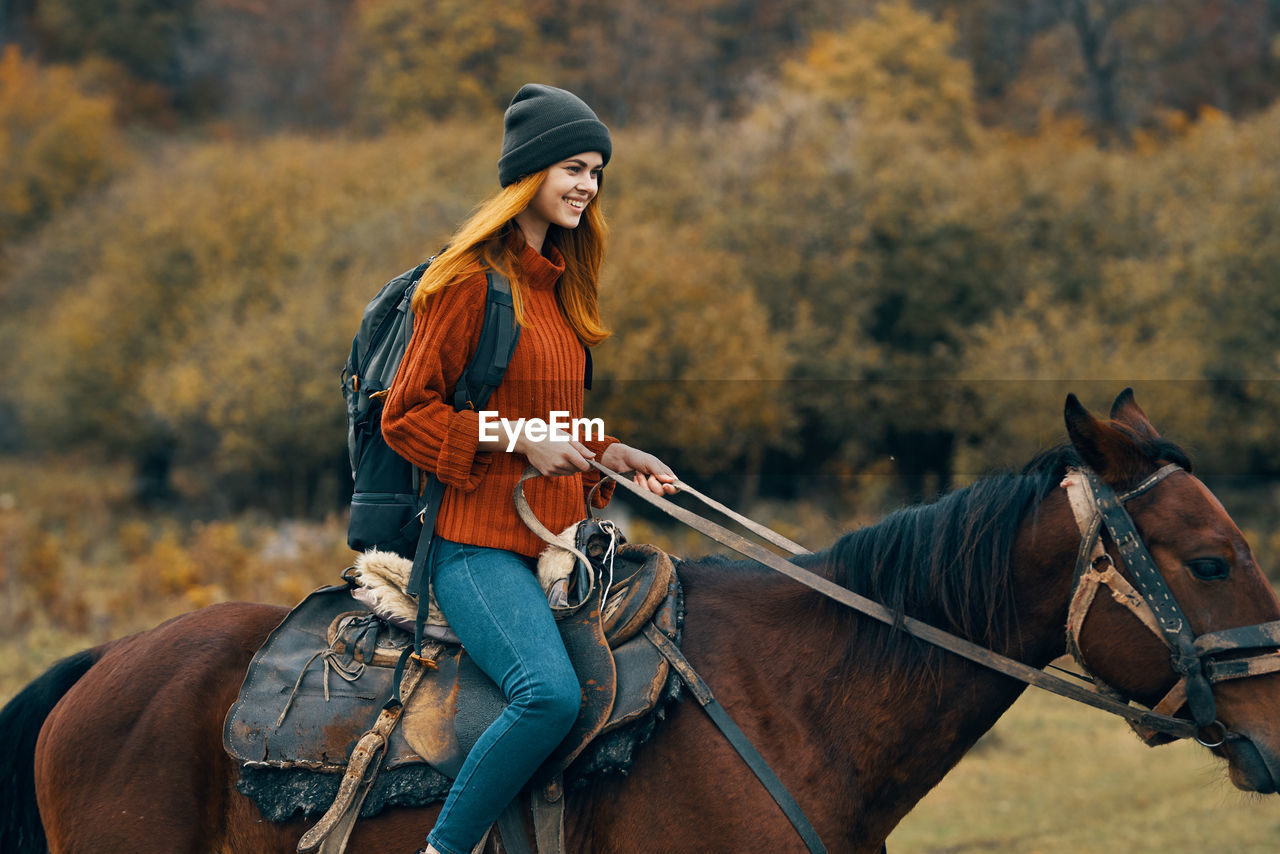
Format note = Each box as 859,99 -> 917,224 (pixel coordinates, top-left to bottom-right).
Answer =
591,460 -> 1260,742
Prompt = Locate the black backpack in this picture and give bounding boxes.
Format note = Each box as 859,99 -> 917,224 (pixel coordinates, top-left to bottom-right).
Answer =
341,259 -> 520,560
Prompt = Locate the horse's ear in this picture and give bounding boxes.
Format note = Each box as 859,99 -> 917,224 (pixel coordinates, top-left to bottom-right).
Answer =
1065,393 -> 1148,481
1109,387 -> 1161,442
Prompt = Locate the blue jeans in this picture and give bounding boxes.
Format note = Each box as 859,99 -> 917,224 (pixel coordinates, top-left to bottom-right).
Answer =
425,538 -> 581,854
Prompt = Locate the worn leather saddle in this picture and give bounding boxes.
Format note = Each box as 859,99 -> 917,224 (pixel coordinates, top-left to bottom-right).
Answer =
223,542 -> 682,823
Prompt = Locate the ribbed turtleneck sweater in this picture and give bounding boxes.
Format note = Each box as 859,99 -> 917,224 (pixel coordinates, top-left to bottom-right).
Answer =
382,240 -> 615,557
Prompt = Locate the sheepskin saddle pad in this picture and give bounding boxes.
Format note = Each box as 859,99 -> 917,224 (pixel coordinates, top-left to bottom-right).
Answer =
223,542 -> 681,823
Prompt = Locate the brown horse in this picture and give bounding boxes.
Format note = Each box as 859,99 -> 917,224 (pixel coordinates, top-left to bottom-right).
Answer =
4,390 -> 1280,853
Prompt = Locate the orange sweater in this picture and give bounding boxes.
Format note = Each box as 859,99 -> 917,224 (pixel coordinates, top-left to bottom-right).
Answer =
381,241 -> 615,557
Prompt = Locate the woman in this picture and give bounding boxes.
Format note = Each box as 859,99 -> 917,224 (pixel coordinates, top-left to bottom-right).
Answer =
381,83 -> 676,854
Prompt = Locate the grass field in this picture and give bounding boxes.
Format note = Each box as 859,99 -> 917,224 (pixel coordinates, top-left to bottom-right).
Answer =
887,686 -> 1280,853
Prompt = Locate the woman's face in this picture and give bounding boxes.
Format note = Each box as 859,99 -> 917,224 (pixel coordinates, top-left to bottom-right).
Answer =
523,151 -> 604,231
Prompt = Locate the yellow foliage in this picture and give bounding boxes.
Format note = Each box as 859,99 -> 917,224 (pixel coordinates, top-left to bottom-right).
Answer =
146,534 -> 202,596
9,123 -> 497,499
593,219 -> 798,477
183,583 -> 223,611
778,1 -> 978,148
0,46 -> 126,244
189,521 -> 252,590
353,0 -> 541,127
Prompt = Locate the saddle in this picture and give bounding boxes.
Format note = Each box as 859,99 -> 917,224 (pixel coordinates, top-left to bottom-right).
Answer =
223,542 -> 681,847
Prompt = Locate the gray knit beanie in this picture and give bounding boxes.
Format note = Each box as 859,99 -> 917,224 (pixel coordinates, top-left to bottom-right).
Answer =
498,84 -> 612,187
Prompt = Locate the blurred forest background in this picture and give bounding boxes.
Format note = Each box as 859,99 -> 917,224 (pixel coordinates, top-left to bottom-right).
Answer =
3,2 -> 1280,848
3,0 -> 1280,675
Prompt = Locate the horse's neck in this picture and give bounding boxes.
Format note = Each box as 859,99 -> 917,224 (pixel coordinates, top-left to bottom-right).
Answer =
846,491 -> 1082,837
678,493 -> 1082,843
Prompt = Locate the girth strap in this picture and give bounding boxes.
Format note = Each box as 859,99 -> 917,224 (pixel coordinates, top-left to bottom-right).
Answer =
642,624 -> 829,854
496,799 -> 535,854
492,776 -> 566,854
532,777 -> 566,854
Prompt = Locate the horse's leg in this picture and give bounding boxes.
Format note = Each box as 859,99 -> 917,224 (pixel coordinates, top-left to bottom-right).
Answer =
34,603 -> 295,854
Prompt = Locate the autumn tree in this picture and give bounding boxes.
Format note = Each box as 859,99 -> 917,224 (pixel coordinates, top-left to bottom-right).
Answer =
0,45 -> 125,247
697,2 -> 1002,499
936,0 -> 1280,141
590,217 -> 797,499
30,0 -> 197,117
7,124 -> 497,512
352,0 -> 542,127
181,0 -> 354,128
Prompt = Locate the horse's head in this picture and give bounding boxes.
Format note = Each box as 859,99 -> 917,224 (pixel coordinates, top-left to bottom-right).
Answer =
1064,389 -> 1280,794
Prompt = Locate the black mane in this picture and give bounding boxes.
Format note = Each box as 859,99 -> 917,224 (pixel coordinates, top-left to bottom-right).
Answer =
815,437 -> 1189,681
821,445 -> 1078,653
684,435 -> 1192,685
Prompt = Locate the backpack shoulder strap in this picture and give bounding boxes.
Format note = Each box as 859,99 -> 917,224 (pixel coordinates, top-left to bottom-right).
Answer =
451,271 -> 520,412
407,270 -> 520,652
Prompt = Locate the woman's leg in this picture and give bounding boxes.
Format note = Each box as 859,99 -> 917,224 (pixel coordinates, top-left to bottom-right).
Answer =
423,538 -> 581,854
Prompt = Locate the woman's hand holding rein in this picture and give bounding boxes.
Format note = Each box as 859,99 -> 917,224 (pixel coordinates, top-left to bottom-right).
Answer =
477,429 -> 677,496
599,443 -> 678,496
479,431 -> 596,476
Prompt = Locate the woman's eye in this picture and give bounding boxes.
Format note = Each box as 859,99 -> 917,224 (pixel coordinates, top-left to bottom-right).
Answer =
1187,557 -> 1230,581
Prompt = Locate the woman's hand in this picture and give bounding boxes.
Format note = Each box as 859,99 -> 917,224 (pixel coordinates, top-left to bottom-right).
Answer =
599,443 -> 678,496
513,434 -> 595,476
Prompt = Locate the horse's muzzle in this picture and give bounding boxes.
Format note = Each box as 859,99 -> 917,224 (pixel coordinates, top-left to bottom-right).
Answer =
1222,732 -> 1280,794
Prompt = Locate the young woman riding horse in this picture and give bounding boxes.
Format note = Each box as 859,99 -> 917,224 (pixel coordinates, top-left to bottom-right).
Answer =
5,392 -> 1280,851
378,84 -> 675,854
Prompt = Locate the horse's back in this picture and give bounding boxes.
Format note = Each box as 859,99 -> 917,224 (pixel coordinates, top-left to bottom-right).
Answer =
35,601 -> 288,854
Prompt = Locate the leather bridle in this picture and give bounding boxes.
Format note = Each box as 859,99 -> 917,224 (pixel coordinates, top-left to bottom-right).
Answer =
1062,464 -> 1280,746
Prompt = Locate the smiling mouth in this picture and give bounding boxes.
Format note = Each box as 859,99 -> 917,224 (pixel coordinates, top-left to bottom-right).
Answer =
565,198 -> 587,210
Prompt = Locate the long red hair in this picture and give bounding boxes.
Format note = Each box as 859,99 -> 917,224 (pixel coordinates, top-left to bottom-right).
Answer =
412,170 -> 610,346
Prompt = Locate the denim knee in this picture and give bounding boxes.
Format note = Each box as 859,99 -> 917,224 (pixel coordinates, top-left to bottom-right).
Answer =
516,669 -> 581,737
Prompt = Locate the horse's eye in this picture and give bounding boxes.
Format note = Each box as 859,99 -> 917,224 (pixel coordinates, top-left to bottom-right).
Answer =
1187,557 -> 1230,581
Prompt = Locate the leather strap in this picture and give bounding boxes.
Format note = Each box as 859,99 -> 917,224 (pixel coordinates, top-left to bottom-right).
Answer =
407,476 -> 445,655
1085,467 -> 1191,644
491,777 -> 566,854
532,776 -> 566,854
297,654 -> 428,853
514,467 -> 596,600
496,799 -> 535,854
674,479 -> 812,556
1196,620 -> 1280,656
591,461 -> 1197,740
642,625 -> 828,854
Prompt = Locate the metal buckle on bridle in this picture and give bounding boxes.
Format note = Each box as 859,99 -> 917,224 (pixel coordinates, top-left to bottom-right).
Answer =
1196,720 -> 1228,748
